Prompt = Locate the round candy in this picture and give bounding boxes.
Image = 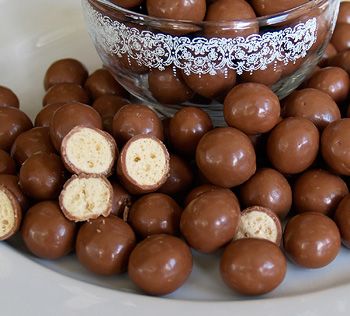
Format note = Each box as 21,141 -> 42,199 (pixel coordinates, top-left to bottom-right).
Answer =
169,107 -> 212,156
328,50 -> 350,74
128,234 -> 193,296
110,180 -> 132,218
282,88 -> 341,130
338,2 -> 350,24
42,83 -> 90,106
0,85 -> 19,108
0,175 -> 29,211
76,215 -> 136,275
293,169 -> 348,216
220,238 -> 286,296
34,103 -> 64,128
319,43 -> 337,67
267,117 -> 319,174
180,189 -> 240,253
21,201 -> 76,259
331,23 -> 350,52
0,150 -> 16,175
196,127 -> 256,188
110,0 -> 143,8
240,64 -> 283,86
184,184 -> 221,206
251,0 -> 308,16
224,83 -> 280,135
334,195 -> 350,248
283,212 -> 341,268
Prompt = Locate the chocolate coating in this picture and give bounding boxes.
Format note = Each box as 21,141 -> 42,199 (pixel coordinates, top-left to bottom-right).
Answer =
169,107 -> 213,157
184,184 -> 221,206
0,85 -> 19,108
19,152 -> 66,200
338,2 -> 350,24
180,189 -> 240,253
319,43 -> 337,67
251,0 -> 308,16
76,215 -> 136,275
110,0 -> 143,9
283,212 -> 341,268
0,175 -> 29,211
148,68 -> 194,104
282,88 -> 341,130
42,83 -> 90,106
11,127 -> 55,165
321,119 -> 350,175
220,238 -> 286,296
331,23 -> 350,52
305,67 -> 350,104
147,0 -> 206,22
328,50 -> 350,75
240,168 -> 292,220
21,201 -> 76,259
110,180 -> 132,218
34,103 -> 64,128
0,150 -> 16,175
196,127 -> 256,188
128,234 -> 192,296
0,106 -> 33,151
294,169 -> 348,216
84,68 -> 127,100
241,64 -> 282,86
49,102 -> 102,151
267,117 -> 319,174
112,104 -> 163,146
224,83 -> 280,135
44,58 -> 88,91
128,193 -> 182,238
92,95 -> 129,133
334,194 -> 350,248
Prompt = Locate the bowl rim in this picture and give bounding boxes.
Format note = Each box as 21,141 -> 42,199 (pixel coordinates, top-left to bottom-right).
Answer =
86,0 -> 335,27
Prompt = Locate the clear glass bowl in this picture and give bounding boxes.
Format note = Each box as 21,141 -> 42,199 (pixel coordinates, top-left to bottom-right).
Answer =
82,0 -> 340,124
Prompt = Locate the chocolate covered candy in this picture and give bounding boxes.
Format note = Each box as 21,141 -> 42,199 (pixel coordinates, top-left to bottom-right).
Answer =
0,85 -> 19,108
42,83 -> 90,106
110,180 -> 132,218
331,23 -> 350,52
0,150 -> 16,175
0,175 -> 29,211
338,2 -> 350,24
34,103 -> 64,128
328,50 -> 350,75
184,184 -> 221,206
110,0 -> 143,8
251,0 -> 308,16
334,194 -> 350,248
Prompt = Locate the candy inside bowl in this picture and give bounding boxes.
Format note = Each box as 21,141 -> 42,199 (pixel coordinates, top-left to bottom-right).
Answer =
82,0 -> 340,125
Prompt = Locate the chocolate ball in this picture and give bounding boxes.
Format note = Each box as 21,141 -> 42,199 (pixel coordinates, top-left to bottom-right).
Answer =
84,68 -> 127,100
148,68 -> 194,104
44,58 -> 88,91
240,64 -> 283,86
50,102 -> 102,151
283,212 -> 341,268
110,180 -> 132,218
184,184 -> 221,206
331,23 -> 350,52
321,119 -> 350,175
76,215 -> 136,275
319,43 -> 337,67
169,107 -> 213,157
240,168 -> 292,220
0,150 -> 16,175
19,153 -> 66,200
282,88 -> 341,130
10,127 -> 56,165
110,0 -> 143,9
42,83 -> 90,106
338,2 -> 350,24
180,189 -> 240,253
21,201 -> 76,259
0,106 -> 33,151
220,239 -> 286,295
267,117 -> 319,174
334,194 -> 350,248
34,103 -> 64,128
128,193 -> 182,238
0,175 -> 29,211
328,50 -> 350,74
112,104 -> 163,146
0,85 -> 19,108
147,0 -> 206,22
251,0 -> 308,16
196,127 -> 256,188
92,95 -> 129,133
305,67 -> 350,104
293,169 -> 348,216
224,83 -> 280,135
128,234 -> 192,296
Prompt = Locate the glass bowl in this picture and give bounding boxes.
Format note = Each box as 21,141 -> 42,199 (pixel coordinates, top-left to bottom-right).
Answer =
82,0 -> 340,124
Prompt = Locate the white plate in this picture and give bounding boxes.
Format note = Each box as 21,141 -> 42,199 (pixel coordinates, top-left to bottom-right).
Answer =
1,1 -> 350,315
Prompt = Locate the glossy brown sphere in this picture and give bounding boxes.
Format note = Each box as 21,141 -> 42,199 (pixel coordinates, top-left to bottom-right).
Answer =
11,127 -> 56,165
293,169 -> 348,216
220,239 -> 286,295
180,189 -> 240,253
42,83 -> 90,106
251,0 -> 308,16
0,174 -> 29,211
305,67 -> 350,104
148,68 -> 194,104
224,83 -> 280,135
21,201 -> 76,259
240,168 -> 292,220
76,215 -> 136,275
169,107 -> 212,157
319,43 -> 337,67
44,58 -> 88,91
128,234 -> 193,296
0,85 -> 19,108
128,193 -> 182,238
331,23 -> 350,52
0,150 -> 16,175
112,104 -> 163,146
110,180 -> 132,218
34,103 -> 64,128
267,117 -> 319,174
49,102 -> 102,151
0,106 -> 33,151
328,50 -> 350,74
196,127 -> 256,188
337,2 -> 350,24
283,212 -> 341,268
334,195 -> 350,248
184,184 -> 221,206
19,153 -> 66,200
240,64 -> 283,86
